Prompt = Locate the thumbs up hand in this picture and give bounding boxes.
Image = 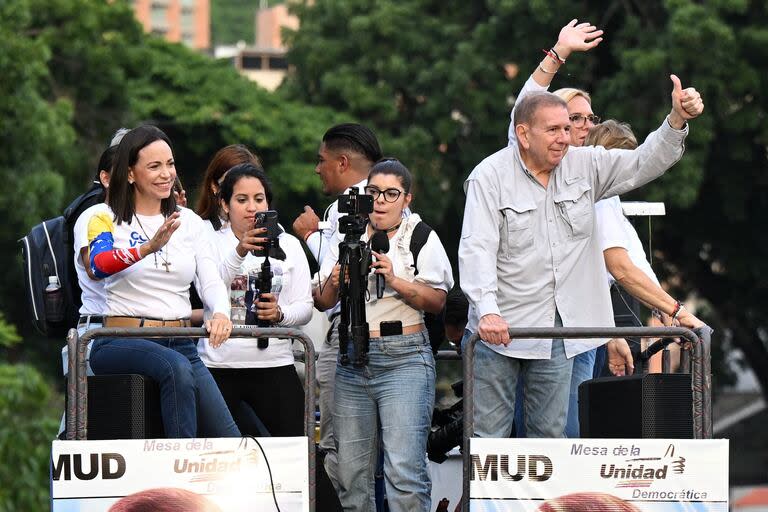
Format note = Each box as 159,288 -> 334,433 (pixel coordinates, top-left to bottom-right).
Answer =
669,74 -> 704,128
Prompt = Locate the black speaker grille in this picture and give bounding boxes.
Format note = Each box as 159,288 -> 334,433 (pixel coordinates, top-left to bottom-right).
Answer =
579,373 -> 693,439
87,374 -> 164,440
641,374 -> 693,438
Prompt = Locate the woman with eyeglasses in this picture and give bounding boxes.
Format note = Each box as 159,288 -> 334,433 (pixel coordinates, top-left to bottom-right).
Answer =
315,158 -> 454,512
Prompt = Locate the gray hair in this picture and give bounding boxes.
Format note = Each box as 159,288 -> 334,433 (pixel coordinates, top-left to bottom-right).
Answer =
513,92 -> 568,127
109,127 -> 131,147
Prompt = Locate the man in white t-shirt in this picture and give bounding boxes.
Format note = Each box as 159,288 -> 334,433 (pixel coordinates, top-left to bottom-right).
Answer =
291,123 -> 383,490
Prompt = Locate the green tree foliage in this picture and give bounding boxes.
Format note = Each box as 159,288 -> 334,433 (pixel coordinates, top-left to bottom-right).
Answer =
128,39 -> 338,198
211,0 -> 259,46
284,0 -> 768,395
0,314 -> 59,511
0,0 -> 78,325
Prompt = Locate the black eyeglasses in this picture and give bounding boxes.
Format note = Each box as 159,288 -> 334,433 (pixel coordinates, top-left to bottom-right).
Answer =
364,186 -> 405,203
569,114 -> 601,128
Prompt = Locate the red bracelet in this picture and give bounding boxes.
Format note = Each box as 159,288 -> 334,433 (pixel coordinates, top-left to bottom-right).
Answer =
671,301 -> 684,320
303,229 -> 317,242
542,48 -> 565,65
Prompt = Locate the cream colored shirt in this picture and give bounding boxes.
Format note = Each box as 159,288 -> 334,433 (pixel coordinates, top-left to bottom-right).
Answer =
320,213 -> 454,331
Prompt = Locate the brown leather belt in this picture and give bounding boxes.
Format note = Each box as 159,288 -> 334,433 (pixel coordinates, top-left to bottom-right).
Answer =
104,316 -> 192,328
369,323 -> 426,338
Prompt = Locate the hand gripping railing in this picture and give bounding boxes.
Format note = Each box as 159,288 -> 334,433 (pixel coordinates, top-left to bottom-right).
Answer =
460,326 -> 713,512
66,326 -> 317,510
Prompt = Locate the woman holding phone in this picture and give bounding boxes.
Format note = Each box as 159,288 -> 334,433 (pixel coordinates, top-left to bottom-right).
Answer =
197,163 -> 313,436
316,158 -> 453,512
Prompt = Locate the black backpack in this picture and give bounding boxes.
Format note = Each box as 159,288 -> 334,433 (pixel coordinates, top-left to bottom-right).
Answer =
20,186 -> 105,337
409,221 -> 447,354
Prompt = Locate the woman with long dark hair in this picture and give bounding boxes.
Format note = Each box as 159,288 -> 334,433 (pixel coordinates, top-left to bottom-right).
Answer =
197,163 -> 312,436
84,125 -> 239,438
196,144 -> 261,230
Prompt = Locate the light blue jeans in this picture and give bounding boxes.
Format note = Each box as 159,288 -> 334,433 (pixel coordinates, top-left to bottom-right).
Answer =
334,331 -> 435,512
565,348 -> 596,438
464,332 -> 574,438
90,336 -> 240,438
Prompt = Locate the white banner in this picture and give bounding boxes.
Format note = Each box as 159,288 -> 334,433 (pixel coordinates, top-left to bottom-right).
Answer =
51,437 -> 309,511
470,438 -> 728,512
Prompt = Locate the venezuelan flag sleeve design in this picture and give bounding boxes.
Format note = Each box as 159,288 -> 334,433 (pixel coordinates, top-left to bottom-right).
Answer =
88,212 -> 142,278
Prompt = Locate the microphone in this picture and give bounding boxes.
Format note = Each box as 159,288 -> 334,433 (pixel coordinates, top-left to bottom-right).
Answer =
370,230 -> 389,299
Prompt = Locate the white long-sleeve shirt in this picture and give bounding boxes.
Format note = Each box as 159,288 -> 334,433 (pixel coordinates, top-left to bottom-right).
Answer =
198,226 -> 313,368
84,204 -> 229,319
508,76 -> 661,288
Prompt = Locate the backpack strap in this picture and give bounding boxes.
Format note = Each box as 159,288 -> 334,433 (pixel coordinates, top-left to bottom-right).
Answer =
409,221 -> 433,275
63,185 -> 105,223
41,220 -> 60,281
407,220 -> 446,354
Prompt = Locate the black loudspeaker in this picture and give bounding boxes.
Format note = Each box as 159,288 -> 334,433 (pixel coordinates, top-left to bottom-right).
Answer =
579,373 -> 693,439
86,374 -> 164,440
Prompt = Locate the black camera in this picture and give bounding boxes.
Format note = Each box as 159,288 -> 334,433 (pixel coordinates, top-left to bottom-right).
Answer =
427,381 -> 464,464
338,188 -> 374,216
338,188 -> 373,237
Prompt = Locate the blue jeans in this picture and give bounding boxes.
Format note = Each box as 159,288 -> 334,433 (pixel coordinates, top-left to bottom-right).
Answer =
516,348 -> 596,438
334,332 -> 435,512
565,349 -> 596,438
594,344 -> 607,378
90,337 -> 240,438
464,332 -> 573,438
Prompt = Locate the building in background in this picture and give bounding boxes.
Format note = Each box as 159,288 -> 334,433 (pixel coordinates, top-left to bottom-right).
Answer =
214,2 -> 298,91
132,0 -> 211,51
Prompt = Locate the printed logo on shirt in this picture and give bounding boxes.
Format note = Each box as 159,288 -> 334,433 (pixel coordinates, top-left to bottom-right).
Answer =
129,231 -> 148,247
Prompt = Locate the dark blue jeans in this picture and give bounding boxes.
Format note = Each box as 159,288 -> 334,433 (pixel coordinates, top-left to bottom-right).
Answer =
90,337 -> 240,438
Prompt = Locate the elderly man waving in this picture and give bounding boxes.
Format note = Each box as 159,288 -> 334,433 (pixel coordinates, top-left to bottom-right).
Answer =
459,75 -> 703,438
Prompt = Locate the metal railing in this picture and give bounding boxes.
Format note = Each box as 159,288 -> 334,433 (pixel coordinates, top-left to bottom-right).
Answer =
460,326 -> 712,511
66,326 -> 317,510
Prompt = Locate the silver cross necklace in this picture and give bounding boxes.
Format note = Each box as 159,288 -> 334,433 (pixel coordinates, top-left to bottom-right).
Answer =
135,214 -> 172,272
